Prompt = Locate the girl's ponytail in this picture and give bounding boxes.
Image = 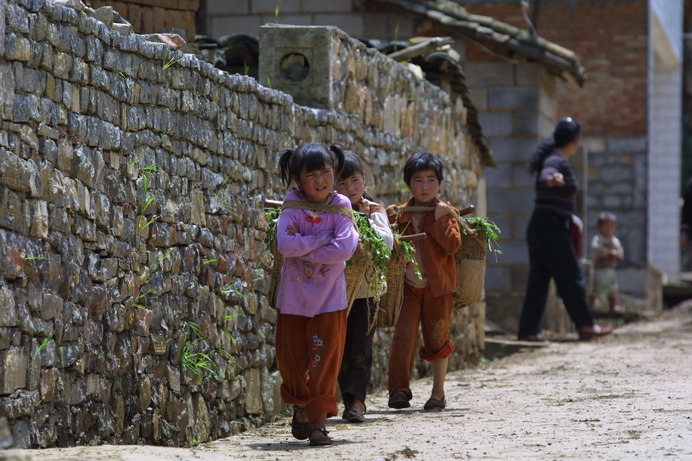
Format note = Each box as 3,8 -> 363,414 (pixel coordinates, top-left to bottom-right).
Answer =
328,143 -> 346,179
528,138 -> 556,175
279,149 -> 294,187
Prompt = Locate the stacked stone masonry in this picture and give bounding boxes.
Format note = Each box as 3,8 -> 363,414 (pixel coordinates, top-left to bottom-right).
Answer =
0,0 -> 484,448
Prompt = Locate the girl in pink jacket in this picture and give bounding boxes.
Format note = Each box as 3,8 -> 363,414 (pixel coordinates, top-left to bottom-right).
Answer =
274,143 -> 359,446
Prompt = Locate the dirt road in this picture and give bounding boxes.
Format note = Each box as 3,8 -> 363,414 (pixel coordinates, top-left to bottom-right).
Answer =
15,301 -> 692,461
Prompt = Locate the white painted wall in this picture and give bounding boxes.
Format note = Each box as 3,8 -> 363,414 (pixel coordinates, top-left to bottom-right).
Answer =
648,0 -> 683,281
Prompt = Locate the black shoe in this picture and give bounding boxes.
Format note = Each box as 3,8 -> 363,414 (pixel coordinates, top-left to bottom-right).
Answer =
388,391 -> 411,409
291,407 -> 311,440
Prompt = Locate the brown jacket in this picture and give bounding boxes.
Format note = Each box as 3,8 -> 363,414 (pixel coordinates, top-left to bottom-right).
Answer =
387,197 -> 461,297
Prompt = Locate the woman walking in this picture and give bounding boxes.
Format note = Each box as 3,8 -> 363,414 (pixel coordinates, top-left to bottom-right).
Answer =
517,117 -> 612,342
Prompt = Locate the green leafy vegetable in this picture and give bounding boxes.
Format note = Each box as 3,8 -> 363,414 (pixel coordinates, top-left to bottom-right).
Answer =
352,212 -> 391,290
462,216 -> 502,258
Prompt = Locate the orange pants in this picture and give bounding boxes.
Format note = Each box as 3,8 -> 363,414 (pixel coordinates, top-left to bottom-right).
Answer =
276,309 -> 348,422
388,285 -> 455,397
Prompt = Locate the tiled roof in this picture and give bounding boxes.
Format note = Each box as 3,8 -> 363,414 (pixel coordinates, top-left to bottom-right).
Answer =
372,0 -> 587,87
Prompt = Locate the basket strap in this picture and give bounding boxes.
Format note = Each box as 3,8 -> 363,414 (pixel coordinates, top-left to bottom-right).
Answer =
282,200 -> 355,222
394,205 -> 477,235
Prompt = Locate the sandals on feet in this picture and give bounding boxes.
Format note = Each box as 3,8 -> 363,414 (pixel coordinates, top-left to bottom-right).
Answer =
423,396 -> 446,411
309,427 -> 332,446
291,406 -> 311,440
342,408 -> 365,423
578,324 -> 613,341
517,335 -> 548,343
388,391 -> 411,409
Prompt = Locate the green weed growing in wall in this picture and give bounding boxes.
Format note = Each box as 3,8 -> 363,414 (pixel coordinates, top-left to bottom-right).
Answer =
162,49 -> 183,70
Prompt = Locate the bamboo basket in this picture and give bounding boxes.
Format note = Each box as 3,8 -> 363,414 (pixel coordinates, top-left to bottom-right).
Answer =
268,241 -> 283,307
376,250 -> 406,328
389,205 -> 487,309
455,220 -> 487,307
344,243 -> 370,312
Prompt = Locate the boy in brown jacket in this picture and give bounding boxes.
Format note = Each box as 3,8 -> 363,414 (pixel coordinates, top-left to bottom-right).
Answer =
386,152 -> 461,411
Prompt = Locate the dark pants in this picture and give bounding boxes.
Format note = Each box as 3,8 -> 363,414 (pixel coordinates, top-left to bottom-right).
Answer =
518,207 -> 594,337
338,297 -> 376,407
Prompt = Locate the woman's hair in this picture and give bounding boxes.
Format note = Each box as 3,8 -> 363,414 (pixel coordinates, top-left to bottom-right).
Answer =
403,152 -> 444,186
278,143 -> 346,187
528,117 -> 581,175
339,152 -> 374,201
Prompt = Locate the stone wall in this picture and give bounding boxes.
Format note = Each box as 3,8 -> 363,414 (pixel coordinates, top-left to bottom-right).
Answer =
0,0 -> 484,449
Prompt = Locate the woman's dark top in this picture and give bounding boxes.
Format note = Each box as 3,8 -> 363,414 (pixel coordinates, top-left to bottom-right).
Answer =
534,152 -> 577,214
682,178 -> 692,237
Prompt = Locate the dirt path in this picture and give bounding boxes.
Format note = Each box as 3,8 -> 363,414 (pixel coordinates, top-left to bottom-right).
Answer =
18,302 -> 692,461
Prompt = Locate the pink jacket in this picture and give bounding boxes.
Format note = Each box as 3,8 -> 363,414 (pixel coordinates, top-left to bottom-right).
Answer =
276,190 -> 359,317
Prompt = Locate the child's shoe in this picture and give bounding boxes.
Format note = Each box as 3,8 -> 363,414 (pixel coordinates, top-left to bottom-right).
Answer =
309,428 -> 332,446
423,396 -> 446,411
388,391 -> 411,409
291,406 -> 311,440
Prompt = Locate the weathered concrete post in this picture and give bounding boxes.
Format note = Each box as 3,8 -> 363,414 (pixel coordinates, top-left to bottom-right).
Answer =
259,24 -> 337,109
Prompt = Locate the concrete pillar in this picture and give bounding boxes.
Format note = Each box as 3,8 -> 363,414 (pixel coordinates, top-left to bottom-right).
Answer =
259,24 -> 339,109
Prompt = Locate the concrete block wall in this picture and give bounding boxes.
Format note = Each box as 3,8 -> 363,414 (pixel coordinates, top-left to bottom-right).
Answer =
0,1 -> 484,448
464,0 -> 681,328
584,135 -> 648,295
466,61 -> 556,333
648,64 -> 683,280
464,1 -> 675,289
466,1 -> 649,138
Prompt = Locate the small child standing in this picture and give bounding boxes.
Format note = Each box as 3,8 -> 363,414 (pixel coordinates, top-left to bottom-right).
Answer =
335,153 -> 394,423
385,152 -> 461,411
589,212 -> 624,312
274,143 -> 360,446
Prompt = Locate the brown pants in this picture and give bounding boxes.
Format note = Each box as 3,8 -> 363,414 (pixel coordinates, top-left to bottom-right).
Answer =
388,285 -> 455,397
276,309 -> 348,422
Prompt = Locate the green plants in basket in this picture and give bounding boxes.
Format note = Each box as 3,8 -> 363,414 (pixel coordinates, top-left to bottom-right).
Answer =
352,211 -> 391,290
462,216 -> 502,261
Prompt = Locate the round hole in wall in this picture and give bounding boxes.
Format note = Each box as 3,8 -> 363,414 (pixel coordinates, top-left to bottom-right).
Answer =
279,53 -> 310,82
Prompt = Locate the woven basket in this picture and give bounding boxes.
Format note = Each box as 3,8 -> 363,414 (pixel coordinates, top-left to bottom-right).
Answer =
376,248 -> 406,328
388,205 -> 488,309
345,243 -> 370,313
455,220 -> 487,307
268,241 -> 283,307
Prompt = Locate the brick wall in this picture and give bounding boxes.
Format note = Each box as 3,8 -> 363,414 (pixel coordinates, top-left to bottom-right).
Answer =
463,1 -> 648,138
466,1 -> 652,297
